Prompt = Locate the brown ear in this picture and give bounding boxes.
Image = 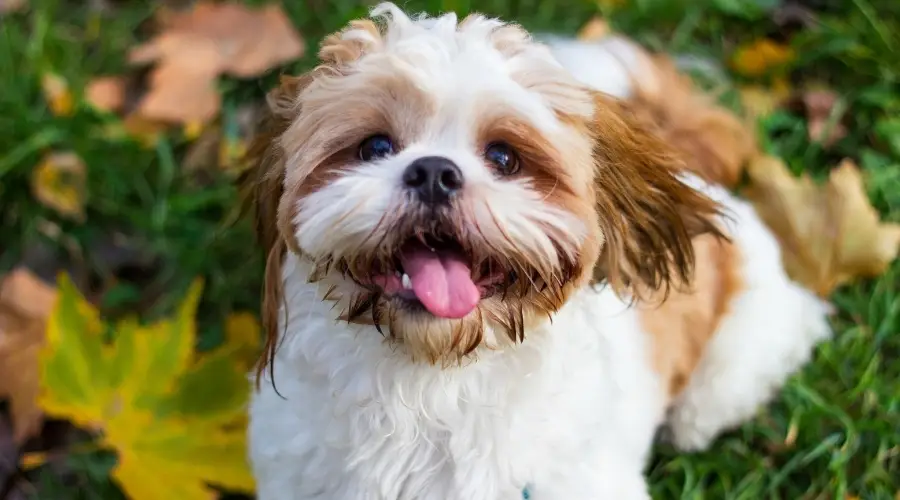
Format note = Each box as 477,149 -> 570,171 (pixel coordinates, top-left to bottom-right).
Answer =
238,74 -> 312,387
590,92 -> 726,299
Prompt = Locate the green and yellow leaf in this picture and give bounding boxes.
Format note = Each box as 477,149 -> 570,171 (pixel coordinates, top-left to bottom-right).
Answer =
39,276 -> 255,500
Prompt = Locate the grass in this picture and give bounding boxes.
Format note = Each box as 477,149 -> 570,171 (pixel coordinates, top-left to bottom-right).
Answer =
1,0 -> 899,498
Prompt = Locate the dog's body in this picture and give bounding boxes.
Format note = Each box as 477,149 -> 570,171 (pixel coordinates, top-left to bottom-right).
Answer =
247,6 -> 831,499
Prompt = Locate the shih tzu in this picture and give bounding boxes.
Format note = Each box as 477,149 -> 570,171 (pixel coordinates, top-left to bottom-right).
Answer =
244,4 -> 831,499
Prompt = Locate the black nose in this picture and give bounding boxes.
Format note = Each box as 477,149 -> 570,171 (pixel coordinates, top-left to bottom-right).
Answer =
402,156 -> 464,205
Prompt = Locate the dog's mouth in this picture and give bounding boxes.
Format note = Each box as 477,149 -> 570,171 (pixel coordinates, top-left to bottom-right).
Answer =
357,234 -> 512,319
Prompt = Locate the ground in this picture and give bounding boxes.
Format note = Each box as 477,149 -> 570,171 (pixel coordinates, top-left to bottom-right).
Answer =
1,0 -> 898,498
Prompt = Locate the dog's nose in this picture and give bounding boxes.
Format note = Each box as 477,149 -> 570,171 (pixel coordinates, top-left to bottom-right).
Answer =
402,156 -> 464,205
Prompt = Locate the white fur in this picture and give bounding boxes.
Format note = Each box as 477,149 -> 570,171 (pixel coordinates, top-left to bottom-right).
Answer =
249,9 -> 832,499
543,35 -> 650,99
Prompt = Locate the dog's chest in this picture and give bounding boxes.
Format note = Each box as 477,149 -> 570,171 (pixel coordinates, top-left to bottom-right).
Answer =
320,342 -> 609,500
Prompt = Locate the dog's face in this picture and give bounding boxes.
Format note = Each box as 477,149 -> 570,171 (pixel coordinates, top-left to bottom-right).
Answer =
249,3 -> 722,367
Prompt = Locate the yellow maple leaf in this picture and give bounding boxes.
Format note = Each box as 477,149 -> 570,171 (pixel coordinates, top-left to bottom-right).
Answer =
731,38 -> 795,78
744,156 -> 900,297
31,151 -> 87,222
39,276 -> 255,499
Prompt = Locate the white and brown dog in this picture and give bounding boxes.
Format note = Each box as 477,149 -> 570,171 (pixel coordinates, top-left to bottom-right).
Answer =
244,4 -> 831,499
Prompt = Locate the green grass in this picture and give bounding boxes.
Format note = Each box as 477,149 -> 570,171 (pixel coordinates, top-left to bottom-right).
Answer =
1,0 -> 899,498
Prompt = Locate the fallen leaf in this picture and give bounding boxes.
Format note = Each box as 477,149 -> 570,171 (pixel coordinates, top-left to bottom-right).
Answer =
0,268 -> 57,443
31,152 -> 87,222
84,76 -> 126,113
39,276 -> 255,500
134,37 -> 223,124
41,73 -> 74,117
744,156 -> 900,296
0,0 -> 26,14
730,38 -> 795,78
577,17 -> 611,41
801,88 -> 847,148
127,2 -> 304,124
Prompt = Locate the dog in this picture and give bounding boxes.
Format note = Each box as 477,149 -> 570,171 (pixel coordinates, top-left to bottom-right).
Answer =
244,4 -> 832,499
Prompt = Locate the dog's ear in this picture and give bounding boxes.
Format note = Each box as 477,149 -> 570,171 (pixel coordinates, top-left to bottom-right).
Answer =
589,92 -> 725,299
239,73 -> 312,388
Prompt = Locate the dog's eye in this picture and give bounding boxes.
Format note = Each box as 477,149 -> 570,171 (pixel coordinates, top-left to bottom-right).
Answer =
484,142 -> 519,175
359,135 -> 395,161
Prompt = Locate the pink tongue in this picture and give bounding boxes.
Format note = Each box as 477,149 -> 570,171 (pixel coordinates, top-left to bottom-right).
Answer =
399,243 -> 480,319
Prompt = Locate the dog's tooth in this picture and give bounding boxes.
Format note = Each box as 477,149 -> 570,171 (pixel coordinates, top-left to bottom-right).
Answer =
402,273 -> 412,289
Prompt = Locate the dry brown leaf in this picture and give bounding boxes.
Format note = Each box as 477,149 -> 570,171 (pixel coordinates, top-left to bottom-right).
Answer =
577,17 -> 611,41
31,151 -> 87,222
731,38 -> 795,78
127,2 -> 304,124
41,73 -> 74,117
133,36 -> 223,124
802,89 -> 847,148
84,76 -> 126,113
744,156 -> 900,297
0,268 -> 57,443
0,0 -> 26,14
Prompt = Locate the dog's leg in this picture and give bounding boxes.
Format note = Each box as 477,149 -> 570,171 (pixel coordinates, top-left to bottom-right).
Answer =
665,196 -> 832,451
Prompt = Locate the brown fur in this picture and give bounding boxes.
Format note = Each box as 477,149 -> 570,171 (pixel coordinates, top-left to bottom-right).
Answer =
239,75 -> 308,386
630,56 -> 758,188
638,235 -> 743,399
588,92 -> 726,300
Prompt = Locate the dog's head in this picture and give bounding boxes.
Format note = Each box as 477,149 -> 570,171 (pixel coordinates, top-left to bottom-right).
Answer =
246,3 -> 723,373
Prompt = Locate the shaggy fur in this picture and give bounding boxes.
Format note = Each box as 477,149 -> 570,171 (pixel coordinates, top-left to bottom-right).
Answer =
245,5 -> 831,499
